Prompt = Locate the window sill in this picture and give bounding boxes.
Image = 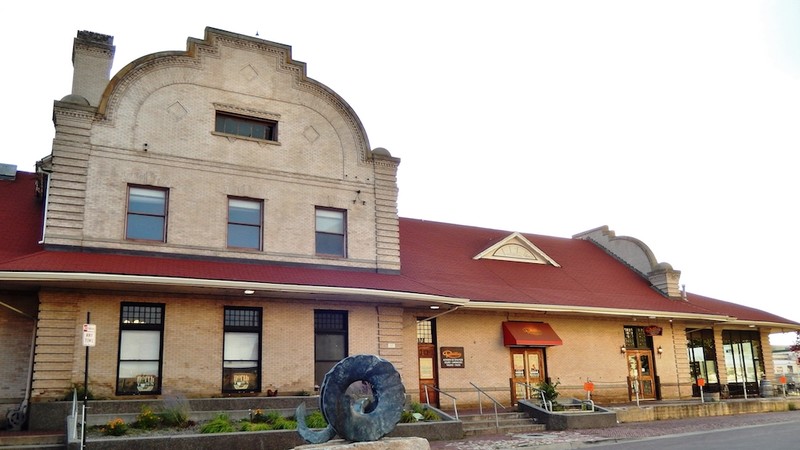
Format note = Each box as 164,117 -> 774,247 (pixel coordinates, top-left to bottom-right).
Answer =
212,131 -> 281,146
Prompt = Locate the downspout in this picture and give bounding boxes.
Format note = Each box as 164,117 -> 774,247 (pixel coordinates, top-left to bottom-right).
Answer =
420,306 -> 460,321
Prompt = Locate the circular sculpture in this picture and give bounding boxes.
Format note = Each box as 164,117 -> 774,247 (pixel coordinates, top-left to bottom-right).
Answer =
297,354 -> 406,443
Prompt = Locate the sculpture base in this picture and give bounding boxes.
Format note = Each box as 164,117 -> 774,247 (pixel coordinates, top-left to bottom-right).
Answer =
294,437 -> 431,450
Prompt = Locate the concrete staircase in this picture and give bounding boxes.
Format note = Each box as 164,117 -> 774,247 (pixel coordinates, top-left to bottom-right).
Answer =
459,411 -> 545,436
0,431 -> 65,449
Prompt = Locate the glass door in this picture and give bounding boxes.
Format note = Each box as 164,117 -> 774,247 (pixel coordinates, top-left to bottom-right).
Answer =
510,348 -> 545,403
626,350 -> 656,400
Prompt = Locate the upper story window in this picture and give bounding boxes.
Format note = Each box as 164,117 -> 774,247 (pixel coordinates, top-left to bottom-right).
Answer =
215,112 -> 277,141
126,186 -> 168,242
315,207 -> 346,257
228,197 -> 263,250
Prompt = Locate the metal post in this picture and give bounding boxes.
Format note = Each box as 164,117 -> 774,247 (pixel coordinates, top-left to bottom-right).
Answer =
82,312 -> 90,450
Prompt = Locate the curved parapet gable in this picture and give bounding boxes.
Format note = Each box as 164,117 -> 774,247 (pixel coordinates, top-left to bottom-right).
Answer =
574,226 -> 683,298
573,226 -> 659,276
95,27 -> 371,174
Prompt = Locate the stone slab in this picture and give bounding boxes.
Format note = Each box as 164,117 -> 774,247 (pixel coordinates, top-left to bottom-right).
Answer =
295,437 -> 430,450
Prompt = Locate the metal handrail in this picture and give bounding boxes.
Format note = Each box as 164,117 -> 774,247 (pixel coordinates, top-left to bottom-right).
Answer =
469,382 -> 506,430
422,384 -> 459,420
68,388 -> 83,443
515,381 -> 552,412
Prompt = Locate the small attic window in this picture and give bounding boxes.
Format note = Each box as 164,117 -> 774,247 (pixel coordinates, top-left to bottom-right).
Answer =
474,232 -> 561,267
215,112 -> 277,142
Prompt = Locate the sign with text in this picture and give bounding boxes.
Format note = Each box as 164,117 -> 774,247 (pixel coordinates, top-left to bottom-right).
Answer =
82,324 -> 96,347
440,347 -> 465,368
644,325 -> 663,336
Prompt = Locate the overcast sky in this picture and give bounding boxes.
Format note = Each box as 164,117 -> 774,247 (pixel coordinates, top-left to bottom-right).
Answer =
2,1 -> 798,343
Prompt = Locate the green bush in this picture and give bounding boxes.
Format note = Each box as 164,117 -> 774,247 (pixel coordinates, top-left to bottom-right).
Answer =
200,414 -> 235,433
538,379 -> 561,404
272,417 -> 297,430
134,406 -> 162,429
400,410 -> 418,423
303,410 -> 328,429
158,406 -> 188,427
421,408 -> 441,421
104,418 -> 128,436
240,422 -> 272,431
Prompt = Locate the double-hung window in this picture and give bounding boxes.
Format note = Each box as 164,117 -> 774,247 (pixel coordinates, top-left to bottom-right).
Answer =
116,303 -> 165,395
223,307 -> 262,393
228,198 -> 263,250
315,208 -> 346,257
126,186 -> 168,241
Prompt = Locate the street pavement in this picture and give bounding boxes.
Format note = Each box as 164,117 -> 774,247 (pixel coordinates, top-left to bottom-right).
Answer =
429,410 -> 800,449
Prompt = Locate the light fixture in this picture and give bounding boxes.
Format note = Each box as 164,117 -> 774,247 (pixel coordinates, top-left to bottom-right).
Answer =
657,346 -> 663,354
620,345 -> 626,354
244,289 -> 255,295
429,305 -> 440,310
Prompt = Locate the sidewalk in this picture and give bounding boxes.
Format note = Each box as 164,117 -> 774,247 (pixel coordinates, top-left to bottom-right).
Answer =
429,409 -> 800,449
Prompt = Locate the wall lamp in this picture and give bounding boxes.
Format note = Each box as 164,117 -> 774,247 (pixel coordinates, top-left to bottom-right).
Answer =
657,345 -> 663,355
620,345 -> 626,354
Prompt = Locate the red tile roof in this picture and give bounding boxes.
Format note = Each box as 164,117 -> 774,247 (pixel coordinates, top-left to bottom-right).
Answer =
0,171 -> 796,326
0,172 -> 44,260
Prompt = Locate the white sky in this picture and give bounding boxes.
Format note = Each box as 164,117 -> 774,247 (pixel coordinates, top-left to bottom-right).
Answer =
2,1 -> 798,344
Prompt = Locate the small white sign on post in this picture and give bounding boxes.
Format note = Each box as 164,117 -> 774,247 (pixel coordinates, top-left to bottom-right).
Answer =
82,324 -> 96,347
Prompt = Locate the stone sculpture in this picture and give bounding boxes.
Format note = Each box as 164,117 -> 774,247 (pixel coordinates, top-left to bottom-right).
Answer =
297,354 -> 406,443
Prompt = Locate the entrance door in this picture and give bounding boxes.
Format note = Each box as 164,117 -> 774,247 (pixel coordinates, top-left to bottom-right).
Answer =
510,348 -> 545,403
626,350 -> 656,400
418,343 -> 438,405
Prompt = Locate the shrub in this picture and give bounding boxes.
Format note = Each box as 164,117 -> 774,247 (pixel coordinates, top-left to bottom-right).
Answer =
158,406 -> 188,427
538,379 -> 561,404
134,406 -> 162,429
272,417 -> 297,430
303,410 -> 328,429
400,410 -> 418,423
264,411 -> 283,424
250,408 -> 267,423
421,408 -> 441,421
104,418 -> 128,436
200,414 -> 235,433
240,422 -> 272,432
62,383 -> 95,401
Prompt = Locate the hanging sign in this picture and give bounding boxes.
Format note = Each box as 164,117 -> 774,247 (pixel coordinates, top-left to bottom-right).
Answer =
440,347 -> 465,368
644,325 -> 663,336
82,324 -> 96,347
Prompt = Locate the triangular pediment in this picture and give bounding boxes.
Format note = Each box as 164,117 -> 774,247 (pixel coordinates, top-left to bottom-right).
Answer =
473,232 -> 560,267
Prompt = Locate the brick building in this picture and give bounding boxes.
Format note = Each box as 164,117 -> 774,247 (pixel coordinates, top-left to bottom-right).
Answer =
2,28 -> 799,427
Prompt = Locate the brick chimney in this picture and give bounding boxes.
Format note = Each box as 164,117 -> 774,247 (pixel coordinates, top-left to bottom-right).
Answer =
70,31 -> 115,107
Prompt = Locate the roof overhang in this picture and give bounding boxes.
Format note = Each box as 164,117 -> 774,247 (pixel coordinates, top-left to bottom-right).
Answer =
467,300 -> 733,322
0,271 -> 469,308
503,321 -> 563,346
